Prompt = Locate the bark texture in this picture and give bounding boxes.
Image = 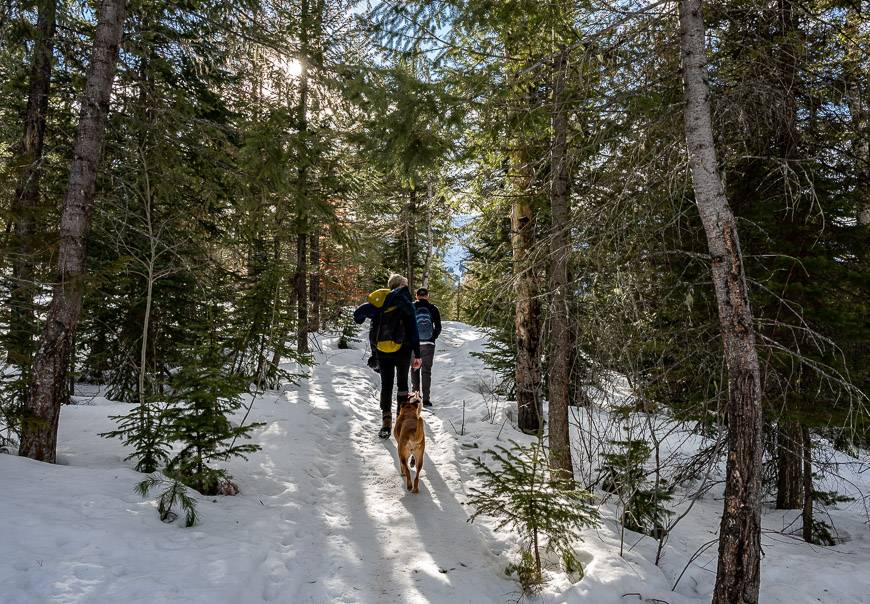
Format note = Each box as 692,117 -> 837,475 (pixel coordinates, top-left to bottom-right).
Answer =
679,2 -> 764,602
295,234 -> 309,353
547,49 -> 574,478
405,186 -> 417,292
7,0 -> 57,368
501,31 -> 543,435
843,7 -> 869,226
19,0 -> 127,462
309,228 -> 321,332
421,182 -> 434,289
801,425 -> 813,543
510,149 -> 542,435
294,0 -> 310,354
775,419 -> 803,509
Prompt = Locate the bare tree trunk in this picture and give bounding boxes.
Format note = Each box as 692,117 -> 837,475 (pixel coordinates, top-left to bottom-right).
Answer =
305,0 -> 325,335
294,0 -> 310,355
295,234 -> 309,354
138,168 -> 156,410
309,228 -> 320,332
843,7 -> 869,226
405,186 -> 417,292
511,148 -> 542,435
679,2 -> 763,602
7,0 -> 57,369
547,48 -> 574,479
801,425 -> 813,543
19,0 -> 127,462
775,419 -> 803,509
421,181 -> 434,289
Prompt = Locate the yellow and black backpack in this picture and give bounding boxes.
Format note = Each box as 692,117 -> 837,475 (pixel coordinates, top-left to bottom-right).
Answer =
368,288 -> 406,353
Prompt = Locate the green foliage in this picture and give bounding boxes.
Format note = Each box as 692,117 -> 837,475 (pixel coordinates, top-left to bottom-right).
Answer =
163,325 -> 263,495
137,474 -> 199,527
813,487 -> 855,507
600,439 -> 673,537
805,484 -> 855,546
337,308 -> 361,350
808,520 -> 837,547
102,397 -> 172,474
468,440 -> 599,589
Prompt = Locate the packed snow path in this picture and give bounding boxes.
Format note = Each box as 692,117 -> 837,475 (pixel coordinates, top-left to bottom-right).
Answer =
1,323 -> 514,604
3,321 -> 870,603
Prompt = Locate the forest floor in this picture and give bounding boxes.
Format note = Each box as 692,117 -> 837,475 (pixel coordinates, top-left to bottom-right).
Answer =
2,321 -> 869,604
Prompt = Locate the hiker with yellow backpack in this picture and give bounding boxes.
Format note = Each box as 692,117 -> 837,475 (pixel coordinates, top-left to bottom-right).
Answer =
354,274 -> 422,438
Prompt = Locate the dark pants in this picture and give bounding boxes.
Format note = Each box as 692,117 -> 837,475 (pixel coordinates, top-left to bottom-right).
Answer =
377,347 -> 412,416
412,344 -> 435,403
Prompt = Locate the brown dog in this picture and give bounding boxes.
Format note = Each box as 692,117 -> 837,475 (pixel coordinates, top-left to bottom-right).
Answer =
394,392 -> 425,493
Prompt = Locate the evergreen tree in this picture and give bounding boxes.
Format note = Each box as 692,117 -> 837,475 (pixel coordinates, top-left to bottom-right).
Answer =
600,439 -> 673,541
467,440 -> 599,591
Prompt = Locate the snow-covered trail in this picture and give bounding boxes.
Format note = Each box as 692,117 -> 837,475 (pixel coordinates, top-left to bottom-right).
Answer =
1,322 -> 515,604
243,323 -> 510,603
4,321 -> 870,604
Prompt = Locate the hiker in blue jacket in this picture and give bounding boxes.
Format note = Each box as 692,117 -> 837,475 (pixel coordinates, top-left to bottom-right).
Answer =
354,274 -> 422,438
411,287 -> 441,407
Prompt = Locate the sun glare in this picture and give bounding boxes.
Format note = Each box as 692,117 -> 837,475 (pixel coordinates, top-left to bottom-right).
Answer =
286,58 -> 303,78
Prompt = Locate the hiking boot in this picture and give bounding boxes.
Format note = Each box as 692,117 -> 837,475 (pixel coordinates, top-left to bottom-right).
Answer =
378,413 -> 392,439
423,399 -> 433,408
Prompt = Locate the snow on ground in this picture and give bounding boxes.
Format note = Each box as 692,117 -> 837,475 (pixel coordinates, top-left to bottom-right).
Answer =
2,321 -> 869,603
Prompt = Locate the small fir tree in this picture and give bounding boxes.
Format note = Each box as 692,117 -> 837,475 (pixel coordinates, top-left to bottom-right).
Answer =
101,395 -> 172,473
467,440 -> 599,592
599,439 -> 673,540
163,320 -> 264,495
337,307 -> 361,349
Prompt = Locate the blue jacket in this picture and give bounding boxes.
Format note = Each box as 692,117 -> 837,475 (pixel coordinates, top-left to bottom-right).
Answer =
354,286 -> 420,357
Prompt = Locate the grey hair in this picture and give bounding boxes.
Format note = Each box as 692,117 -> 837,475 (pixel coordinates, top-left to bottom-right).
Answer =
387,273 -> 408,289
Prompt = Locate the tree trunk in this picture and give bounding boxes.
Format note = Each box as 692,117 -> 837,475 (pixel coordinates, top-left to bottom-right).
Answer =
801,425 -> 813,543
511,151 -> 542,435
19,0 -> 127,462
309,228 -> 321,332
405,186 -> 417,292
843,7 -> 869,226
294,0 -> 310,355
295,234 -> 309,354
7,0 -> 57,369
305,0 -> 325,335
500,30 -> 543,435
547,48 -> 574,480
421,181 -> 434,289
775,419 -> 803,509
679,2 -> 764,603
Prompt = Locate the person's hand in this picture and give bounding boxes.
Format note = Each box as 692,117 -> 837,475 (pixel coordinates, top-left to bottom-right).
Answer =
412,357 -> 422,370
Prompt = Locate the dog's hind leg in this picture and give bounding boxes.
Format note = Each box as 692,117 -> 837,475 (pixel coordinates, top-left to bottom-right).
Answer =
398,448 -> 413,491
412,447 -> 423,493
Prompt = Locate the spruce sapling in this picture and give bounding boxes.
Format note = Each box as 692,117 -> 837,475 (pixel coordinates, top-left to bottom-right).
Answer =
467,440 -> 599,591
102,396 -> 172,473
599,439 -> 673,543
164,340 -> 263,495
